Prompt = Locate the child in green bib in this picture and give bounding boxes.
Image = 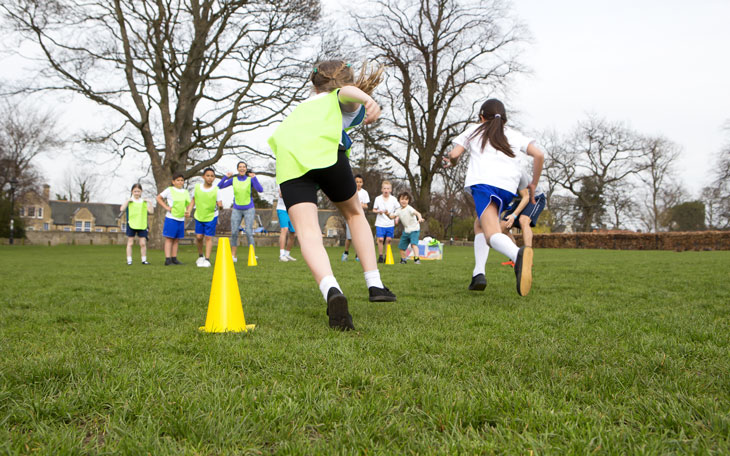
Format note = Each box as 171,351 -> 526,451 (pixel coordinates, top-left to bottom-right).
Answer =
268,60 -> 397,331
156,173 -> 191,265
187,168 -> 223,268
119,183 -> 154,265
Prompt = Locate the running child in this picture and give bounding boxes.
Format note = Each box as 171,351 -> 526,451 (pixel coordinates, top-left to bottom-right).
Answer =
187,168 -> 223,268
388,191 -> 425,264
156,173 -> 191,266
276,187 -> 297,262
217,162 -> 263,263
372,180 -> 399,263
342,174 -> 370,261
444,99 -> 544,296
268,59 -> 396,331
501,176 -> 547,250
119,183 -> 154,265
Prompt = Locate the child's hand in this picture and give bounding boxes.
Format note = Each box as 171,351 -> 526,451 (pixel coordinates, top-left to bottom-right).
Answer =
504,215 -> 515,229
442,156 -> 452,168
226,172 -> 233,178
185,210 -> 191,217
247,172 -> 256,178
363,97 -> 381,125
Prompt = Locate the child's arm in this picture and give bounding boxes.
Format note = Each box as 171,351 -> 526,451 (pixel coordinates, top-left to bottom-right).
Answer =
338,86 -> 380,124
526,143 -> 545,204
504,188 -> 530,229
119,199 -> 130,214
443,145 -> 466,168
413,208 -> 425,223
186,197 -> 195,218
156,193 -> 171,212
147,200 -> 155,214
218,175 -> 233,189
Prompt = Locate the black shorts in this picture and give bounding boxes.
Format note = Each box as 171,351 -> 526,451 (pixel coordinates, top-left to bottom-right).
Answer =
503,193 -> 546,229
280,151 -> 357,208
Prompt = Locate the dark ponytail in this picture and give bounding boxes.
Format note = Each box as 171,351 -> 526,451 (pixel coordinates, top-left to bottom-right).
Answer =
469,99 -> 514,157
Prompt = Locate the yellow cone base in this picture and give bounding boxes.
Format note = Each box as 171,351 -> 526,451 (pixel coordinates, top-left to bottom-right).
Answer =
200,238 -> 255,333
385,244 -> 395,265
247,244 -> 257,266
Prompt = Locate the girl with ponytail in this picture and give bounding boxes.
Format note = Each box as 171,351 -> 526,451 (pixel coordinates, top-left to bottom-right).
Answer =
444,99 -> 545,297
268,59 -> 395,331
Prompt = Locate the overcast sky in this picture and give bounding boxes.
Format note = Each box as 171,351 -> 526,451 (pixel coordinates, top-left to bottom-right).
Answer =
4,0 -> 729,203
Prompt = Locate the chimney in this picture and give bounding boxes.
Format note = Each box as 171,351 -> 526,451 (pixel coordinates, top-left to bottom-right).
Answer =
43,184 -> 50,200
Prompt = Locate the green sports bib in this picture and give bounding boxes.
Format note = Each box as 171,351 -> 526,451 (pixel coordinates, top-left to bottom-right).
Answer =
194,184 -> 218,222
232,177 -> 252,207
168,187 -> 190,219
127,200 -> 148,230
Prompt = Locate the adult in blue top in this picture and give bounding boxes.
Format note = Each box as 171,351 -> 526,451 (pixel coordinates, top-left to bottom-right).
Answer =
218,161 -> 264,262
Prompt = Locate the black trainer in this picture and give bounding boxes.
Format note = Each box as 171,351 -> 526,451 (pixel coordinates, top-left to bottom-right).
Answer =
399,258 -> 407,264
468,273 -> 487,291
171,257 -> 182,265
514,246 -> 533,296
141,261 -> 151,265
378,255 -> 385,264
326,288 -> 355,331
368,286 -> 397,302
164,258 -> 172,266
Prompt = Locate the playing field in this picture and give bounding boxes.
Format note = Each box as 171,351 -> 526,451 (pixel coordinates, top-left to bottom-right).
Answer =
1,245 -> 728,454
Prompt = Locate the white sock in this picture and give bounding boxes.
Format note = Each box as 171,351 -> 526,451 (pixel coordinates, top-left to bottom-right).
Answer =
280,249 -> 286,257
473,233 -> 489,276
285,250 -> 291,256
127,256 -> 132,263
318,275 -> 341,301
364,269 -> 384,289
141,256 -> 147,262
489,233 -> 519,262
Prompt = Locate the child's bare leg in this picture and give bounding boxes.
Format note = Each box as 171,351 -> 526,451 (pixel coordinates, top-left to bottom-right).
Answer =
164,238 -> 173,257
139,238 -> 147,258
377,237 -> 384,256
205,236 -> 213,258
126,237 -> 134,258
278,228 -> 287,251
288,202 -> 333,283
171,239 -> 179,258
334,195 -> 376,272
196,234 -> 204,256
519,215 -> 533,247
286,232 -> 296,251
400,249 -> 407,259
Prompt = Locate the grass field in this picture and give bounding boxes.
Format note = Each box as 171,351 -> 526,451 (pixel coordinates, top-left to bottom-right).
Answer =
1,244 -> 729,454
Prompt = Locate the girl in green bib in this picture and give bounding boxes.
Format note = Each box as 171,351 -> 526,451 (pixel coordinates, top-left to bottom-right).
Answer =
268,60 -> 397,331
119,183 -> 154,265
187,168 -> 223,268
156,173 -> 191,265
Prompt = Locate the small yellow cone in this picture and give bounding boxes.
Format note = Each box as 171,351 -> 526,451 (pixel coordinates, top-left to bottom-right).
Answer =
247,244 -> 258,266
385,244 -> 395,265
199,238 -> 255,333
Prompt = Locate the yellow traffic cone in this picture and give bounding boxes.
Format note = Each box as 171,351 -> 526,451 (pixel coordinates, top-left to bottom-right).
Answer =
199,238 -> 255,333
385,244 -> 395,265
247,244 -> 258,266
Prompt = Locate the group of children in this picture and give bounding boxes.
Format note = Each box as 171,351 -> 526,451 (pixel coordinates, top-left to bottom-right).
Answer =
122,59 -> 545,332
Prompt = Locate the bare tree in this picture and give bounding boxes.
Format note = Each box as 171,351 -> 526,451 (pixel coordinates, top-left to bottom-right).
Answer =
543,116 -> 648,231
2,0 -> 320,244
604,180 -> 636,230
705,132 -> 730,229
350,0 -> 526,215
636,136 -> 681,232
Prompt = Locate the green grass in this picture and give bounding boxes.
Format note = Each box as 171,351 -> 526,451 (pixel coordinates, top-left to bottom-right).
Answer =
1,244 -> 729,454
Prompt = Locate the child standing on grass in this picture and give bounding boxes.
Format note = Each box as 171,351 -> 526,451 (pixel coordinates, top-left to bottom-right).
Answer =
276,187 -> 297,262
444,99 -> 544,296
156,173 -> 191,266
268,59 -> 396,331
217,162 -> 263,263
388,192 -> 425,264
342,174 -> 370,261
373,180 -> 399,263
119,183 -> 154,265
187,168 -> 223,268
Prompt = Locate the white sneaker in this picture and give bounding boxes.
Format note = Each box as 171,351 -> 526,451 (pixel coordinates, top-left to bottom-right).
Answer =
286,254 -> 297,262
202,259 -> 211,268
232,257 -> 237,263
196,256 -> 205,266
279,255 -> 289,262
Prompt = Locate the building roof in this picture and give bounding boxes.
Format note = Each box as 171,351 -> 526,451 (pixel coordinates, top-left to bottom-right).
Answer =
48,200 -> 121,227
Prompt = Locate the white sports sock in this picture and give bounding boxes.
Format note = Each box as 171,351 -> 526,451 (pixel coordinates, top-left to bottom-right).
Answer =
127,256 -> 132,263
141,256 -> 147,262
489,233 -> 519,262
473,233 -> 489,276
280,249 -> 286,257
285,250 -> 291,256
318,275 -> 341,301
364,269 -> 384,289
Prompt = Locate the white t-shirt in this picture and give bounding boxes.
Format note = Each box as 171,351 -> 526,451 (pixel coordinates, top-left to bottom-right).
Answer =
160,187 -> 190,221
357,188 -> 370,207
373,194 -> 400,227
190,184 -> 223,218
394,205 -> 420,233
454,125 -> 534,194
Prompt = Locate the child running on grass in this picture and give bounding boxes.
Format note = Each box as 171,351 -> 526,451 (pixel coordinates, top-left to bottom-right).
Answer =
119,183 -> 154,265
268,59 -> 396,331
156,173 -> 190,266
187,168 -> 223,268
388,191 -> 425,264
372,180 -> 399,263
276,187 -> 297,262
444,99 -> 544,296
342,174 -> 370,261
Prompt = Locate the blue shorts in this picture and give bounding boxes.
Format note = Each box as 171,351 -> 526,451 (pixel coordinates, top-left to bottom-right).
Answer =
195,217 -> 218,237
469,184 -> 516,218
277,209 -> 295,233
162,218 -> 185,239
375,226 -> 394,239
503,194 -> 547,228
399,230 -> 420,250
126,227 -> 148,238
